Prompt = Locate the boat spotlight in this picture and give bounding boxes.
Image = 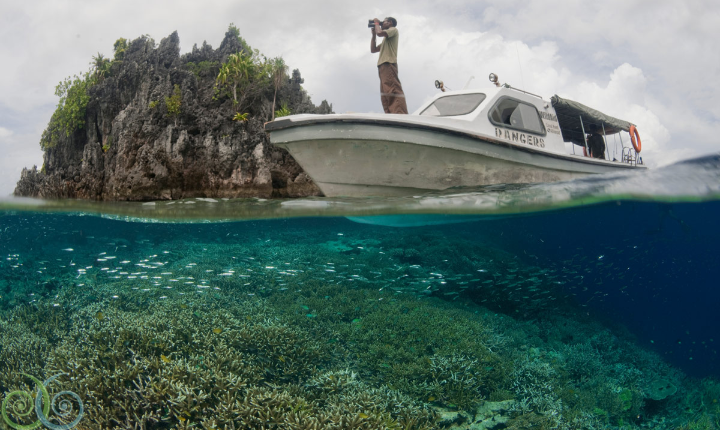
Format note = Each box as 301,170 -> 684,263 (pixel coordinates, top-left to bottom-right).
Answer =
434,80 -> 446,92
489,73 -> 500,87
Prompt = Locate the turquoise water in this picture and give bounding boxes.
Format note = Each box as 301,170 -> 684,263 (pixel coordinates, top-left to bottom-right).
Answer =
1,155 -> 719,429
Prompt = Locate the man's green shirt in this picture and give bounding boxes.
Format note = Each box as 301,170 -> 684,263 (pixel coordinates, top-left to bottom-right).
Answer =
377,27 -> 399,66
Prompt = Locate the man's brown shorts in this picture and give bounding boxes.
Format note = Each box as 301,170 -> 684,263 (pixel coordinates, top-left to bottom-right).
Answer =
378,63 -> 408,114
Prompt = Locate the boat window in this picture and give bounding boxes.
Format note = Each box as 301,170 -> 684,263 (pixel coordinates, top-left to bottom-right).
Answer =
489,98 -> 546,135
420,93 -> 486,117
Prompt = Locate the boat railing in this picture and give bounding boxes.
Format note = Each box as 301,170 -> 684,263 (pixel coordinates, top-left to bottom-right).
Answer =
622,147 -> 643,166
504,84 -> 544,100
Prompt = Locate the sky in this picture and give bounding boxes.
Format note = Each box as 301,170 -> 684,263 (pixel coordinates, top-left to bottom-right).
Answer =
1,0 -> 719,196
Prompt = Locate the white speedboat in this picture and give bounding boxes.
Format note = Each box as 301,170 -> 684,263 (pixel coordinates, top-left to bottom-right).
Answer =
265,75 -> 646,197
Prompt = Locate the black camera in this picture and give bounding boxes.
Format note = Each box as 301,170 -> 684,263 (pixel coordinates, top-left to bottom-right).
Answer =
368,19 -> 378,28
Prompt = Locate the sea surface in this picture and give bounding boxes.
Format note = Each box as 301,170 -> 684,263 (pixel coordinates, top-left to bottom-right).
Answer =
1,154 -> 719,429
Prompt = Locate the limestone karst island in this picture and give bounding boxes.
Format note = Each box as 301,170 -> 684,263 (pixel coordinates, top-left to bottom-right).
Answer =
14,26 -> 332,200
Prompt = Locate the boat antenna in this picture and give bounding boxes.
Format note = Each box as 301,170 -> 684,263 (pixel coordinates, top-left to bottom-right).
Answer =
515,42 -> 526,90
462,76 -> 475,89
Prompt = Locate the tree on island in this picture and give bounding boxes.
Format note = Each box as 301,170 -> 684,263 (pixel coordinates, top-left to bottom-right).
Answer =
91,53 -> 111,82
215,51 -> 269,115
270,57 -> 288,121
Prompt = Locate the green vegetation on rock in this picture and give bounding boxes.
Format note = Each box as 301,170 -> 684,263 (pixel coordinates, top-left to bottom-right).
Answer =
113,37 -> 128,62
40,73 -> 95,150
215,51 -> 269,112
275,102 -> 291,118
91,52 -> 112,82
165,84 -> 182,123
232,112 -> 249,122
215,24 -> 289,118
102,135 -> 112,153
39,36 -> 134,152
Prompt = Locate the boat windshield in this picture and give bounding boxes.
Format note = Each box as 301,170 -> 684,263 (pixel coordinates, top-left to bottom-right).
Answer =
420,93 -> 486,117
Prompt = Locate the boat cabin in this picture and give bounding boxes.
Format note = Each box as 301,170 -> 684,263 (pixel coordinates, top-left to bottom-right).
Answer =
413,83 -> 643,165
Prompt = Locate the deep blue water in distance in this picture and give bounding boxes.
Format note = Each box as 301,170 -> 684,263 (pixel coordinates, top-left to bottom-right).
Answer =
462,200 -> 720,378
1,154 -> 720,429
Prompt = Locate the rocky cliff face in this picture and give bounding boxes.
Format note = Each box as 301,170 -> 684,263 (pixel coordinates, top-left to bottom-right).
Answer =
14,31 -> 332,200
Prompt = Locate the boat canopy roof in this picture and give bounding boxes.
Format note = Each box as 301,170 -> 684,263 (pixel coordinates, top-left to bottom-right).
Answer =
551,95 -> 634,146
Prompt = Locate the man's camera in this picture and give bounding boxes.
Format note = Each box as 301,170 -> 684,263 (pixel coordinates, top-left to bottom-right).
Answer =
368,19 -> 378,28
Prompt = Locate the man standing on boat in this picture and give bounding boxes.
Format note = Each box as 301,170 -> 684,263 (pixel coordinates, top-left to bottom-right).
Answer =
370,17 -> 408,114
587,131 -> 606,159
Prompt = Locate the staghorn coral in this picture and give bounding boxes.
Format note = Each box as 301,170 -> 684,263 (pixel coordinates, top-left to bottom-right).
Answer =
322,383 -> 437,429
30,297 -> 325,427
509,357 -> 563,420
425,353 -> 487,409
561,342 -> 604,385
0,314 -> 53,393
266,281 -> 505,410
301,368 -> 437,428
1,289 -> 442,429
304,369 -> 359,401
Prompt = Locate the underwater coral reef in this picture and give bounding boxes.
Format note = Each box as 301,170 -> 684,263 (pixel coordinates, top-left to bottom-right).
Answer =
1,214 -> 719,429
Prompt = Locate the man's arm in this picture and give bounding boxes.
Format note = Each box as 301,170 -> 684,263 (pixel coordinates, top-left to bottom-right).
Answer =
370,19 -> 387,53
371,27 -> 380,53
375,20 -> 388,38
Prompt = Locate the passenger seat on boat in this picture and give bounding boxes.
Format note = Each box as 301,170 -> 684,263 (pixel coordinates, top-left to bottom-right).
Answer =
501,108 -> 515,125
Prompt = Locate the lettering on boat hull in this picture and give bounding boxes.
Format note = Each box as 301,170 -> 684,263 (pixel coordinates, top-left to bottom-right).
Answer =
494,128 -> 545,148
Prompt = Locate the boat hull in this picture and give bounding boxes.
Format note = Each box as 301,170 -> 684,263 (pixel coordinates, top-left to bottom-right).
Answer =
269,120 -> 644,197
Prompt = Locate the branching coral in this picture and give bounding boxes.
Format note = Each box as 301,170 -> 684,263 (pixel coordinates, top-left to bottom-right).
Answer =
0,318 -> 52,392
0,290 -> 443,429
425,353 -> 486,408
266,282 -> 504,410
37,298 -> 332,427
509,357 -> 563,419
561,342 -> 604,384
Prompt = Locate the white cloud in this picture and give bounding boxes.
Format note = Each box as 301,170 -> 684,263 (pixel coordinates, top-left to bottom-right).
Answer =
0,127 -> 13,138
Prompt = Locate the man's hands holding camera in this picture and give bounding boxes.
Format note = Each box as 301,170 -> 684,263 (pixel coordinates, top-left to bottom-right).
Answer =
369,18 -> 381,34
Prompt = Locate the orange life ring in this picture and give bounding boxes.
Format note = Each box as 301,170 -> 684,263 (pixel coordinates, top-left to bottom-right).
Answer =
629,125 -> 642,152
